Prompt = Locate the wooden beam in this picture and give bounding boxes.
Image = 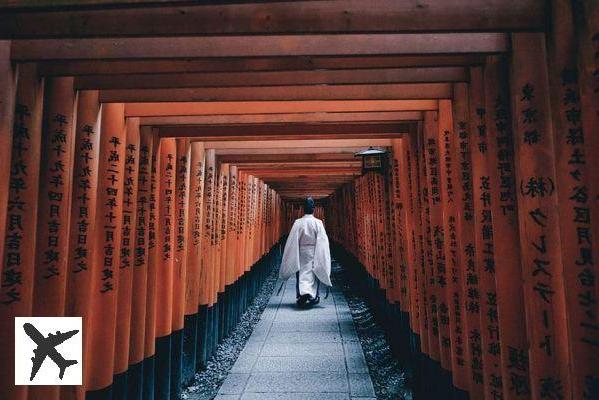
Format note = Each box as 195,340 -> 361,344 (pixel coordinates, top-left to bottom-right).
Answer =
214,147 -> 372,155
140,111 -> 423,126
12,33 -> 509,60
126,100 -> 438,117
38,55 -> 486,76
0,0 -> 545,36
217,153 -> 357,164
100,83 -> 452,103
233,162 -> 362,169
204,138 -> 392,149
76,67 -> 466,90
158,122 -> 411,139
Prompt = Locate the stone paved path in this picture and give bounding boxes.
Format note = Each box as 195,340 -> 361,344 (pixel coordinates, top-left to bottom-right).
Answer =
215,277 -> 377,400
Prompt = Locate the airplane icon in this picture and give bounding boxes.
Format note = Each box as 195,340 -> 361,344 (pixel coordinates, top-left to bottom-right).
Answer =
23,323 -> 79,381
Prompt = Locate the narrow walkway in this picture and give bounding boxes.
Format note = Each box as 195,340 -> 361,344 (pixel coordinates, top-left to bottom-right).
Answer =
215,276 -> 376,400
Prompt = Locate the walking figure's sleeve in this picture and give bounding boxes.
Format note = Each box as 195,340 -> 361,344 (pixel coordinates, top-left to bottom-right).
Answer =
279,219 -> 301,281
312,219 -> 332,287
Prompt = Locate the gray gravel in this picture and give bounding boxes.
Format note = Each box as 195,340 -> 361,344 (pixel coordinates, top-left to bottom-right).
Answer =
181,266 -> 279,400
331,259 -> 413,400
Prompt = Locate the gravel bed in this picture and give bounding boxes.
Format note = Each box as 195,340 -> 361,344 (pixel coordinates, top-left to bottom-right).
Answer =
181,265 -> 279,400
331,259 -> 413,400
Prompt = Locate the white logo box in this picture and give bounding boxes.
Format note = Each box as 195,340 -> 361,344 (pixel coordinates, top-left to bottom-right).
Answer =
14,317 -> 83,386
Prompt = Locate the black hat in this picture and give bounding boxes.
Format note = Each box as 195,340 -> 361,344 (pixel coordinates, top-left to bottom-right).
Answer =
304,197 -> 315,214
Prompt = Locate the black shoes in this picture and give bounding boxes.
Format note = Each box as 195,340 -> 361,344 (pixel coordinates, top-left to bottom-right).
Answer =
296,294 -> 320,308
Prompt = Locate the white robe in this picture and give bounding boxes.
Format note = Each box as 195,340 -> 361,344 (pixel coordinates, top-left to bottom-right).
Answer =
279,214 -> 332,297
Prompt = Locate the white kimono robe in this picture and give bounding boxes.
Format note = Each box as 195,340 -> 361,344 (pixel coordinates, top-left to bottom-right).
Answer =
279,214 -> 332,298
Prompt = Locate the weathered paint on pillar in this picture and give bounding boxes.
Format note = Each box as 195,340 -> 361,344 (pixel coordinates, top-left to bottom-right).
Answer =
468,67 -> 503,400
155,138 -> 176,338
184,142 -> 205,315
114,117 -> 140,376
0,63 -> 42,400
85,102 -> 127,391
438,99 -> 469,390
549,1 -> 599,398
30,77 -> 77,400
173,139 -> 189,331
129,126 -> 154,367
510,32 -> 570,400
62,90 -> 100,400
0,40 -> 17,286
484,55 -> 531,400
452,82 -> 484,398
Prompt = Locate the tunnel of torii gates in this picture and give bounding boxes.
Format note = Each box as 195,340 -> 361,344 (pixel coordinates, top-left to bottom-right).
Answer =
1,1 -> 599,400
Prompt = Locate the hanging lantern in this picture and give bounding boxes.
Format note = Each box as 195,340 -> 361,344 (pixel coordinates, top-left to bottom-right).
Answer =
355,147 -> 389,174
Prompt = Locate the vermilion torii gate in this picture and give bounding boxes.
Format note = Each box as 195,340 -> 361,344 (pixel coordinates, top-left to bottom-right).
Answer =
0,1 -> 598,400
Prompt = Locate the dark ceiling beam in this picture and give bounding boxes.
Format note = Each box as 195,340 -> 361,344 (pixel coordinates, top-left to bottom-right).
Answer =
37,55 -> 486,76
217,153 -> 358,164
125,100 -> 437,117
214,147 -> 375,156
158,122 -> 411,139
100,83 -> 452,103
203,138 -> 393,150
75,67 -> 467,90
139,111 -> 422,126
11,33 -> 509,61
0,0 -> 545,37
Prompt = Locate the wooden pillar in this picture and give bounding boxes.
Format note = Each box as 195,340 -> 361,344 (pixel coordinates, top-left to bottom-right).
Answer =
391,139 -> 411,311
182,141 -> 204,382
437,100 -> 469,390
484,55 -> 531,399
422,111 -> 442,363
415,121 -> 431,356
510,32 -> 570,400
30,76 -> 77,400
113,117 -> 140,395
85,102 -> 127,395
128,126 -> 155,399
185,142 -> 205,316
0,63 -> 42,400
62,90 -> 101,400
468,67 -> 503,400
202,149 -> 217,306
0,41 -> 17,282
143,127 -> 161,400
548,1 -> 599,398
452,82 -> 484,398
154,137 -> 176,400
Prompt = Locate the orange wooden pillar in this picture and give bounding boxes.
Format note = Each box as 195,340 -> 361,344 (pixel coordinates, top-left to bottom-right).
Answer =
143,127 -> 161,400
421,111 -> 442,364
0,63 -> 43,400
85,103 -> 127,399
112,117 -> 141,398
548,1 -> 599,398
181,141 -> 204,382
484,55 -> 531,399
170,138 -> 189,398
0,40 -> 17,284
452,82 -> 484,399
30,77 -> 77,400
128,126 -> 155,400
154,137 -> 177,400
510,32 -> 570,400
437,100 -> 469,391
62,90 -> 101,400
468,67 -> 504,400
201,149 -> 217,359
415,121 -> 431,358
390,139 -> 410,310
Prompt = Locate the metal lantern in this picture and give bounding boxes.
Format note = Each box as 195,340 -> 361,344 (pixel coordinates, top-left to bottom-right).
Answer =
354,147 -> 389,174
